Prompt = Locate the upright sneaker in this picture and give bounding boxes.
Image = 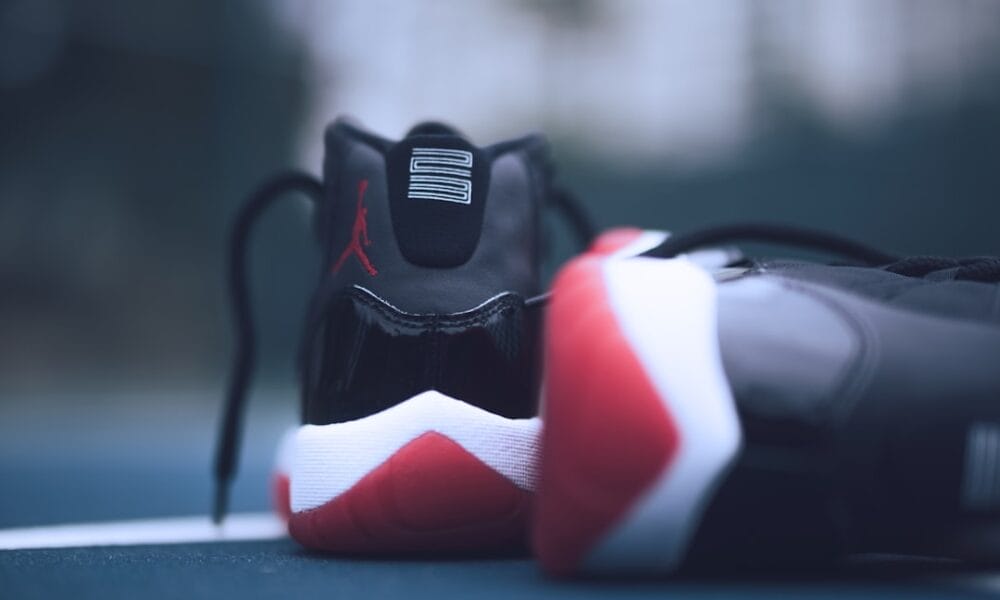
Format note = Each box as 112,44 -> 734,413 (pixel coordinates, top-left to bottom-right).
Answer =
215,118 -> 592,554
533,224 -> 1000,575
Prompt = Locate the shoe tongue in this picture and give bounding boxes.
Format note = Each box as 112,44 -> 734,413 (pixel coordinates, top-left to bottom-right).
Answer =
385,123 -> 486,269
405,121 -> 464,138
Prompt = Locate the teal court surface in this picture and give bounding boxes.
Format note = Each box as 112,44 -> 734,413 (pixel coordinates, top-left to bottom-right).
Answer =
2,390 -> 999,599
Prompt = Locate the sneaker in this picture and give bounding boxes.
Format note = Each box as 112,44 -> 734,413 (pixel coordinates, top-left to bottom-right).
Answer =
214,118 -> 594,554
533,223 -> 1000,575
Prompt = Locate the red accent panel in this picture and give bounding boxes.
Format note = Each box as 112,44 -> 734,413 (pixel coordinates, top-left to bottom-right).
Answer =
272,473 -> 291,522
587,227 -> 644,256
532,256 -> 680,576
288,432 -> 531,554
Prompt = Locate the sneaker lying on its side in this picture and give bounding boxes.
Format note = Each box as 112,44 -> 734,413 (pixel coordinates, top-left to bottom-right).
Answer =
533,223 -> 1000,575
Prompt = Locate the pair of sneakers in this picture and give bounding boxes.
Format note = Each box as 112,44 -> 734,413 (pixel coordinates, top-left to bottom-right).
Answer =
214,119 -> 1000,576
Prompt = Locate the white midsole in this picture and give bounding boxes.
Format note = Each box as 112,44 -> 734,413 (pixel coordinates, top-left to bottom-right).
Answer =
290,390 -> 541,513
583,257 -> 742,574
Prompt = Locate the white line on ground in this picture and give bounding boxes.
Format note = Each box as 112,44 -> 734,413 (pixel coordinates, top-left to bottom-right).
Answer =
0,512 -> 286,551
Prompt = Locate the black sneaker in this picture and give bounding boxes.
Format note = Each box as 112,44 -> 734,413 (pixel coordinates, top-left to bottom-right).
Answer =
214,118 -> 594,554
533,223 -> 1000,575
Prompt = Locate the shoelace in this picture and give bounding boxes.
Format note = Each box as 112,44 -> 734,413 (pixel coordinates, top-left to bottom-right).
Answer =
642,221 -> 1000,283
213,173 -> 594,523
214,171 -> 323,523
641,222 -> 899,265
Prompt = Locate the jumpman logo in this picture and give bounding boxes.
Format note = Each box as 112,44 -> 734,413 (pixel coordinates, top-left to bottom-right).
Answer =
332,179 -> 378,276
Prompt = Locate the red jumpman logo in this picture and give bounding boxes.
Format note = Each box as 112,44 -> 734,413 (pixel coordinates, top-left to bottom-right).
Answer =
332,179 -> 378,276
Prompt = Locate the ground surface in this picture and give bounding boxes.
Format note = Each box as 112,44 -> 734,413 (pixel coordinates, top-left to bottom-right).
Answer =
1,389 -> 999,599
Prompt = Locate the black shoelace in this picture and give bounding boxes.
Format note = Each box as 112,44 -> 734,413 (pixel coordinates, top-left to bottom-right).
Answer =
213,174 -> 594,524
641,222 -> 898,265
641,221 -> 1000,283
523,222 -> 907,308
214,171 -> 323,524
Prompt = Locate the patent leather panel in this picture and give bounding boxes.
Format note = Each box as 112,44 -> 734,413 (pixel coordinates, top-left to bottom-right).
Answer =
302,287 -> 541,425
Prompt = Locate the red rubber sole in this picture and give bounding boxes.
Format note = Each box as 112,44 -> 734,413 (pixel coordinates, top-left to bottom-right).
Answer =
532,256 -> 681,576
288,431 -> 532,555
272,473 -> 291,522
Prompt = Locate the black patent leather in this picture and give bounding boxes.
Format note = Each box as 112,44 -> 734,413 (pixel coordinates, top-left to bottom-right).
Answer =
301,287 -> 541,425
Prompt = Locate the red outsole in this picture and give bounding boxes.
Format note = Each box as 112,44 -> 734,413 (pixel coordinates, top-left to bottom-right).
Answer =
272,473 -> 292,522
532,256 -> 681,576
288,431 -> 532,555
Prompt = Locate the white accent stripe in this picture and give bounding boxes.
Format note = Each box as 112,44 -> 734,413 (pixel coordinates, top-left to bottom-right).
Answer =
584,257 -> 742,574
606,230 -> 740,270
686,247 -> 743,270
292,391 -> 540,512
408,175 -> 472,202
408,147 -> 474,204
411,147 -> 473,164
0,513 -> 286,551
607,230 -> 669,259
350,286 -> 519,318
274,426 -> 297,477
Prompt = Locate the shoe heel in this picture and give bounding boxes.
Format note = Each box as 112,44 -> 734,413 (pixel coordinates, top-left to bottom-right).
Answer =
288,391 -> 540,554
533,256 -> 741,576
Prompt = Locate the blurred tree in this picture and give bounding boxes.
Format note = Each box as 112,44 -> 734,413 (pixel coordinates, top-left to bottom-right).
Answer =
0,0 -> 312,393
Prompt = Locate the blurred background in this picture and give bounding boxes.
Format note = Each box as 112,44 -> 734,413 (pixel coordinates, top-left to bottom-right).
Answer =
1,0 -> 999,526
